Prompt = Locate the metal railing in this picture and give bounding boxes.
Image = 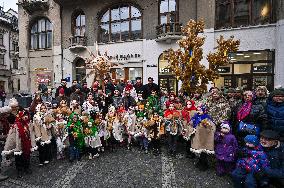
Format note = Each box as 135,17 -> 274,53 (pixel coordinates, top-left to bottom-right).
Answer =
69,36 -> 87,47
156,22 -> 182,37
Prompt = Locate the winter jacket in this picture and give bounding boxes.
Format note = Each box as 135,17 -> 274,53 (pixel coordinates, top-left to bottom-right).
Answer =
263,142 -> 284,179
266,98 -> 284,137
214,132 -> 238,162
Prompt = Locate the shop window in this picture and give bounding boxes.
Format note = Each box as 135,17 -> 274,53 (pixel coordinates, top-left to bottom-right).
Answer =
129,68 -> 143,81
99,5 -> 142,43
72,10 -> 86,36
215,50 -> 274,91
0,34 -> 3,46
215,0 -> 275,29
30,18 -> 52,49
0,54 -> 4,65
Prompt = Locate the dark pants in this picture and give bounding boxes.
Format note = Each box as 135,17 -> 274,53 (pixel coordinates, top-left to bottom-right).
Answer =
168,133 -> 178,153
139,136 -> 149,150
69,146 -> 80,161
15,155 -> 30,172
1,99 -> 4,107
88,147 -> 98,156
37,143 -> 51,164
232,168 -> 256,188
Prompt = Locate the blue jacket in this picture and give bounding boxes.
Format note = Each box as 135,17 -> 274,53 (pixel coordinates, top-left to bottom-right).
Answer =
263,142 -> 284,179
266,98 -> 284,136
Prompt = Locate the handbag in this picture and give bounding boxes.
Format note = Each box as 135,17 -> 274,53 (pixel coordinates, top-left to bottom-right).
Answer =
238,121 -> 260,135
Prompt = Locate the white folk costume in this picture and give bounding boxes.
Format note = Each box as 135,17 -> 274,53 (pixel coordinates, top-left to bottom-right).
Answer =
123,107 -> 137,149
54,113 -> 68,159
1,110 -> 36,175
32,105 -> 54,165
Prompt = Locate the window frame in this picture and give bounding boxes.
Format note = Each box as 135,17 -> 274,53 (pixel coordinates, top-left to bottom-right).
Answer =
30,18 -> 52,50
215,0 -> 275,29
99,4 -> 143,43
158,0 -> 179,25
0,34 -> 4,46
0,54 -> 4,65
72,10 -> 86,37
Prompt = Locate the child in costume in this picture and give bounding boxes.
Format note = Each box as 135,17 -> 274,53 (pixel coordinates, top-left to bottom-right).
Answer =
165,92 -> 176,109
2,110 -> 36,177
164,103 -> 182,156
123,106 -> 137,150
105,106 -> 118,151
112,88 -> 122,109
181,100 -> 197,158
70,100 -> 82,115
147,110 -> 163,155
32,104 -> 54,166
66,113 -> 84,162
98,112 -> 108,152
54,111 -> 68,159
147,90 -> 160,116
82,112 -> 101,159
232,135 -> 270,188
189,105 -> 216,170
214,122 -> 238,176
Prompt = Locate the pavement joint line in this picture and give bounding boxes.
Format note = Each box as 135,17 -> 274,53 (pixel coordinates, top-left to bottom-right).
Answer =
51,160 -> 88,188
161,153 -> 177,188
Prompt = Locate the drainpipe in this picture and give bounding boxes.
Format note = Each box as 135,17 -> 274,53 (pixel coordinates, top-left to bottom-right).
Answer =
60,5 -> 64,81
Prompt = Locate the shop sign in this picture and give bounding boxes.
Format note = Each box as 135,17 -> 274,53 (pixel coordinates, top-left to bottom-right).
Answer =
107,53 -> 141,61
253,65 -> 271,72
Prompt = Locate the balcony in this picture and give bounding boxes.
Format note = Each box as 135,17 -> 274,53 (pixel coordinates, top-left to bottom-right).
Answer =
156,22 -> 183,43
18,0 -> 49,14
69,36 -> 87,52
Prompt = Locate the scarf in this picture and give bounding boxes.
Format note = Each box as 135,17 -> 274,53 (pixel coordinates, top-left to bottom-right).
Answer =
16,112 -> 31,159
237,101 -> 252,121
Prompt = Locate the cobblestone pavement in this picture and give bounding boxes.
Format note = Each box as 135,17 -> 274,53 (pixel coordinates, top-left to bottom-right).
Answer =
1,145 -> 233,188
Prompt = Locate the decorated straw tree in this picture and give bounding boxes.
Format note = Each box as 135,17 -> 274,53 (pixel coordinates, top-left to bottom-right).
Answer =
75,48 -> 117,89
165,19 -> 240,94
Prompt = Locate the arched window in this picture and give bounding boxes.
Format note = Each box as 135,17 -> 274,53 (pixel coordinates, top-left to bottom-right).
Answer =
99,4 -> 142,43
72,10 -> 86,36
30,18 -> 52,49
159,0 -> 178,24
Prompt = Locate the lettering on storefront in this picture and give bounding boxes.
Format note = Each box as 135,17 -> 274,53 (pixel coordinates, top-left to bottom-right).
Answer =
107,53 -> 141,61
218,67 -> 230,73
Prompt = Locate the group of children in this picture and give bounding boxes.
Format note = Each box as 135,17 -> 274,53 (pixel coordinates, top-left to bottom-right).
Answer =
1,81 -> 283,187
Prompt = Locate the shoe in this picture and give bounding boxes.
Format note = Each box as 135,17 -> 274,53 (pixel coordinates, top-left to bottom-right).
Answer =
39,163 -> 44,166
145,149 -> 148,154
101,147 -> 104,152
0,174 -> 8,181
17,171 -> 23,178
93,153 -> 99,158
44,161 -> 49,164
88,154 -> 93,160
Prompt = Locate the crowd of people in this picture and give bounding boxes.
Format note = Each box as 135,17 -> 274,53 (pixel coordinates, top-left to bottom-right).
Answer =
0,76 -> 283,188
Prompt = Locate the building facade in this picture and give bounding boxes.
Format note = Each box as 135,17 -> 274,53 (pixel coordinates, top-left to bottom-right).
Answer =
0,7 -> 19,94
18,0 -> 284,93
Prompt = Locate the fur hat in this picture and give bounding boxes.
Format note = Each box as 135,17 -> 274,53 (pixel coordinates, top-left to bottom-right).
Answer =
244,135 -> 259,146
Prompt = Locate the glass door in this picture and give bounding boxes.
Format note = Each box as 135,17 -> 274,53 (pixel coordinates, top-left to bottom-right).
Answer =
159,76 -> 177,94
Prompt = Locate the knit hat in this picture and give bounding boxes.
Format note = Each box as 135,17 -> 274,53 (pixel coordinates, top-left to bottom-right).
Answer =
260,130 -> 280,140
270,89 -> 284,97
220,122 -> 230,131
244,135 -> 259,146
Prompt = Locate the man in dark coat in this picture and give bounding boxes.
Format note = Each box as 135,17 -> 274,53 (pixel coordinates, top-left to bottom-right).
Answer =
134,77 -> 146,98
257,130 -> 284,187
121,89 -> 136,111
55,79 -> 71,97
266,89 -> 284,140
104,78 -> 115,97
144,77 -> 160,99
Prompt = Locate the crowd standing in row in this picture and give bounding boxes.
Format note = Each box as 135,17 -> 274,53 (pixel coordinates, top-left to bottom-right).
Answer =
0,76 -> 283,188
